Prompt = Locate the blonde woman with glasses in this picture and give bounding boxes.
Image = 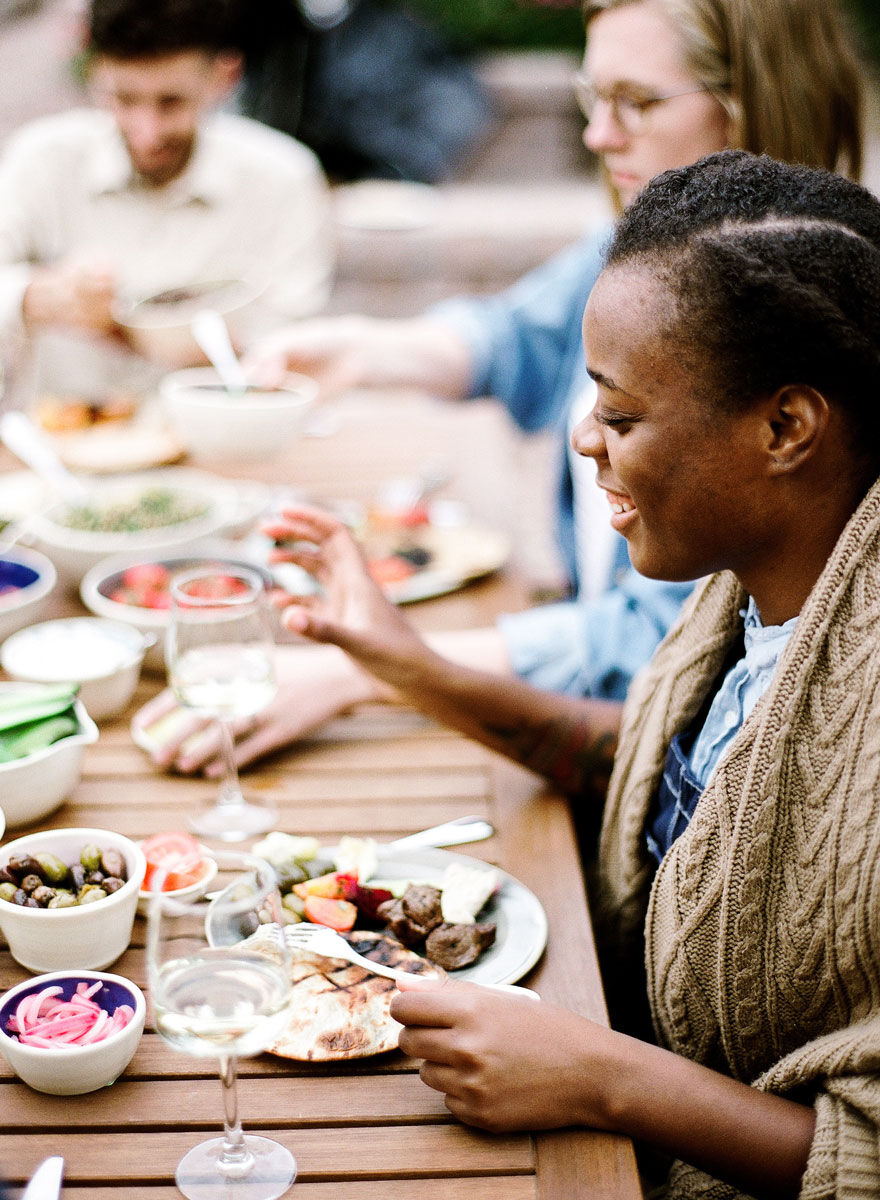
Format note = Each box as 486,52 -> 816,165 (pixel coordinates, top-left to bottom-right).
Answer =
134,0 -> 868,788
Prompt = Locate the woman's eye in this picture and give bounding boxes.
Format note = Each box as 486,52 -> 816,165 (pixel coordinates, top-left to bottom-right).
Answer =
597,412 -> 633,430
616,96 -> 651,117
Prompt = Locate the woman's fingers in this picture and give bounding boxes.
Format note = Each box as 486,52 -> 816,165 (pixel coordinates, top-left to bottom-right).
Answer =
263,504 -> 347,544
203,716 -> 291,777
132,691 -> 213,769
172,722 -> 223,772
131,689 -> 177,728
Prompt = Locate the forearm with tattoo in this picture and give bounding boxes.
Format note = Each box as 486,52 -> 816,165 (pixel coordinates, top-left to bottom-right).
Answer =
486,711 -> 618,795
389,648 -> 622,798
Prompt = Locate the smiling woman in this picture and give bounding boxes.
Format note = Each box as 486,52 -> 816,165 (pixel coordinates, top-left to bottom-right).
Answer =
257,151 -> 880,1198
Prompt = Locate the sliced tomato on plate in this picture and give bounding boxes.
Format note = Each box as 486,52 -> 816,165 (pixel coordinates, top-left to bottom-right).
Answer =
367,555 -> 417,586
141,831 -> 208,892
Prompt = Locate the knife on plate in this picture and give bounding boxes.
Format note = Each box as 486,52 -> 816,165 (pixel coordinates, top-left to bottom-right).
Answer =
21,1156 -> 64,1200
386,815 -> 494,851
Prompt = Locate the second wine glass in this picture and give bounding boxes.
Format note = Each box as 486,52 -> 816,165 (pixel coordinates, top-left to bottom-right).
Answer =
147,850 -> 297,1199
166,565 -> 278,841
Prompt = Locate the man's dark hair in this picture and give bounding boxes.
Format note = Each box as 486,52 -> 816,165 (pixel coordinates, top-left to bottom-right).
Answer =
605,150 -> 880,463
87,0 -> 241,58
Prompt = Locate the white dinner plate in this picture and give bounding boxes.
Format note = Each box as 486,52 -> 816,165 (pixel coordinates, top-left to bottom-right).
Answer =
333,844 -> 548,987
248,514 -> 511,607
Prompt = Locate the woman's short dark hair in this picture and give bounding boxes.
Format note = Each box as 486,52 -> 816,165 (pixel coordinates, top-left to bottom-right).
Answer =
87,0 -> 240,58
605,150 -> 880,456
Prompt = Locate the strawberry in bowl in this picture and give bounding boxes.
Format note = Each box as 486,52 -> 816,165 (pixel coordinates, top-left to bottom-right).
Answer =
79,547 -> 274,672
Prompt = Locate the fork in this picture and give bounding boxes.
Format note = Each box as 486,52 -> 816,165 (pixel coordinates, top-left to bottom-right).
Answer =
285,922 -> 539,999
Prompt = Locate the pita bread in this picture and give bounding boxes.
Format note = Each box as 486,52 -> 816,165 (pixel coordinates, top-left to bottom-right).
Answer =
54,424 -> 185,473
247,927 -> 443,1061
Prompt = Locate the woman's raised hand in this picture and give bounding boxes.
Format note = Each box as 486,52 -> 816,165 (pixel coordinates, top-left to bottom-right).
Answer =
263,504 -> 432,689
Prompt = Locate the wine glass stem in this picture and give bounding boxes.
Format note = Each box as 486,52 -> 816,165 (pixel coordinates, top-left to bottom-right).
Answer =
216,719 -> 245,807
216,1054 -> 254,1177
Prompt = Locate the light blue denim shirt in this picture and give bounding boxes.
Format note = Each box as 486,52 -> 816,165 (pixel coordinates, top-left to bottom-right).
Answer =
689,597 -> 797,786
429,232 -> 694,700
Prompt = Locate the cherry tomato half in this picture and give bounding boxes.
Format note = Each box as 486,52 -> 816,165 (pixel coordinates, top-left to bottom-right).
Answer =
141,831 -> 208,893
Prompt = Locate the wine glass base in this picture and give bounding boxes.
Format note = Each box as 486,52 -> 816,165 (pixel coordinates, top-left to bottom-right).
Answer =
189,800 -> 279,843
176,1135 -> 296,1200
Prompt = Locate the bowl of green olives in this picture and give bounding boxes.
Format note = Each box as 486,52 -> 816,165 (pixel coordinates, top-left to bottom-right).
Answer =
0,828 -> 146,974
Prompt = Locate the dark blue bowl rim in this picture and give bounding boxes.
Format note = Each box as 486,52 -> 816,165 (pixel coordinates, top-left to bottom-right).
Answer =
0,561 -> 40,591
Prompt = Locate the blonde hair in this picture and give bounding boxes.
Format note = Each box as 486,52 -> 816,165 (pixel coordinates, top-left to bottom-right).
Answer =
582,0 -> 864,181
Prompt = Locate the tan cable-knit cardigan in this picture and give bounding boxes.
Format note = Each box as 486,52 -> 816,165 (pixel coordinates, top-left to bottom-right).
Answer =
596,476 -> 880,1199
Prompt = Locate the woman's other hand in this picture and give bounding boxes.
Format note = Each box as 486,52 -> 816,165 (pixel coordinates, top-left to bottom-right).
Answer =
130,642 -> 385,776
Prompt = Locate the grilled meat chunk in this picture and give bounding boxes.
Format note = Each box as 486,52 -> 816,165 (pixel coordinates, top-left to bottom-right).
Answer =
425,921 -> 497,970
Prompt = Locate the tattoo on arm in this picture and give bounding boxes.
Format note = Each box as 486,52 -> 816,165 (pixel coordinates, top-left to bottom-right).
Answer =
487,712 -> 618,794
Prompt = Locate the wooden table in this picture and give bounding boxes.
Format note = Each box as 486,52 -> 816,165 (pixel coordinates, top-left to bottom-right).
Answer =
0,394 -> 641,1198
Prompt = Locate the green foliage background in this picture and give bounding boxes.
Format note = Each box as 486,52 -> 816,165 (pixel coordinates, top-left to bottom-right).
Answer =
397,0 -> 880,65
397,0 -> 585,52
846,0 -> 880,69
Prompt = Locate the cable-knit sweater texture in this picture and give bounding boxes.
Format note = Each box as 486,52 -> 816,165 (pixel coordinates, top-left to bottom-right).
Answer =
596,476 -> 880,1198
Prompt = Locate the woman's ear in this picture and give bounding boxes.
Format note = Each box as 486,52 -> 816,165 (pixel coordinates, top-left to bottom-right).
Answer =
764,385 -> 829,475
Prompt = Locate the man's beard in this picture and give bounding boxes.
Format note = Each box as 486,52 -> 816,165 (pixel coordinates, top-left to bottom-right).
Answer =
128,135 -> 195,186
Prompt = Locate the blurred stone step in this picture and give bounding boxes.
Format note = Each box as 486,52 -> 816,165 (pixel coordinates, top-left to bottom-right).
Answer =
463,49 -> 594,183
330,178 -> 611,316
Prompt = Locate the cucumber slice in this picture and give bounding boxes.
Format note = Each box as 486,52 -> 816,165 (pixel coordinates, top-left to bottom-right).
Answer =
0,684 -> 79,734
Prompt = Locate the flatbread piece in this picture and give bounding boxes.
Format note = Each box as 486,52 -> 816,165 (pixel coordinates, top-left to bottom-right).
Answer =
256,928 -> 443,1062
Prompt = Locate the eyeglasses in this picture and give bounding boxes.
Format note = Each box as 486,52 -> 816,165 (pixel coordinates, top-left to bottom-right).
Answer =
573,73 -> 710,135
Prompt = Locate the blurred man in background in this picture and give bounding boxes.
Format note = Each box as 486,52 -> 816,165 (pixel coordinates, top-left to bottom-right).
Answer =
0,0 -> 333,417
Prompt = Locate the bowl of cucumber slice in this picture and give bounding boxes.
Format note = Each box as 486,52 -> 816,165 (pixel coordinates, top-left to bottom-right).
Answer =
0,683 -> 98,829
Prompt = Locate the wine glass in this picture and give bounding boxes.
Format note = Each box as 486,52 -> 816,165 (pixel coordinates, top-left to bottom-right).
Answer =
166,565 -> 278,841
147,850 -> 297,1199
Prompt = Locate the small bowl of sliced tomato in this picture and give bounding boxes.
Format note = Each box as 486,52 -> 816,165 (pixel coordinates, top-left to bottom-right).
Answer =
80,546 -> 275,673
136,831 -> 217,916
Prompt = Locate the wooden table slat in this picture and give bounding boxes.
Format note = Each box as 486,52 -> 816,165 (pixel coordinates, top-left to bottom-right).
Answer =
16,1178 -> 538,1200
2,1125 -> 535,1184
2,1073 -> 454,1128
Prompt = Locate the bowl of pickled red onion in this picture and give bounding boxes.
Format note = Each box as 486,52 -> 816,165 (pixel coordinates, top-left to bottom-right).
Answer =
0,970 -> 145,1093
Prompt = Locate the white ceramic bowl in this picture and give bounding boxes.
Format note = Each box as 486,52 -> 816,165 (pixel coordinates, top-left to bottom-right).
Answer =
0,547 -> 57,645
115,277 -> 264,368
28,474 -> 235,586
0,684 -> 98,829
80,545 -> 275,672
160,367 -> 318,464
136,852 -> 218,917
0,828 -> 146,973
1,618 -> 152,721
0,970 -> 145,1094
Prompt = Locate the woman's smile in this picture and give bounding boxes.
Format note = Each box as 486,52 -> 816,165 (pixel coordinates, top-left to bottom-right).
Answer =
602,486 -> 638,530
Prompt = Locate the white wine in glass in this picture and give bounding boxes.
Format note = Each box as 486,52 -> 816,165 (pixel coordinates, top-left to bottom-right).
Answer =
147,851 -> 297,1200
166,565 -> 278,841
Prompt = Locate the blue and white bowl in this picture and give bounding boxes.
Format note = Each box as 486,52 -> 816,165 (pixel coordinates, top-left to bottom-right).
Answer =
0,970 -> 145,1093
0,547 -> 56,646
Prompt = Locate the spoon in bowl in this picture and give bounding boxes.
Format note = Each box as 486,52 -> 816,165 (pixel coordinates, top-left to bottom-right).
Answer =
0,411 -> 87,502
190,309 -> 248,398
